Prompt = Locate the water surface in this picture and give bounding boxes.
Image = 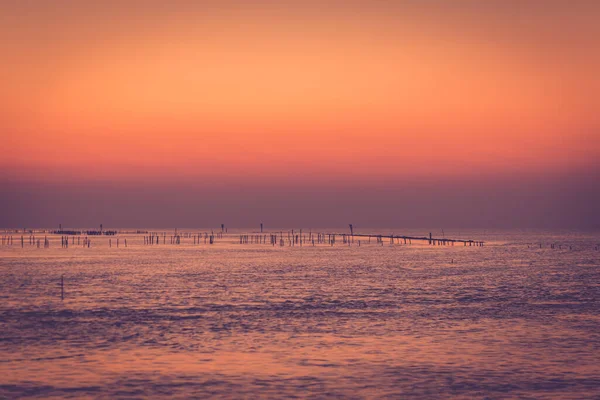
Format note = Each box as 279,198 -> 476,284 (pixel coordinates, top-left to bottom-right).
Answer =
1,229 -> 599,398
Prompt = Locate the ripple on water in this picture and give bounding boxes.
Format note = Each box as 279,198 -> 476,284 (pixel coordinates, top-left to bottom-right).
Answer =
1,229 -> 599,398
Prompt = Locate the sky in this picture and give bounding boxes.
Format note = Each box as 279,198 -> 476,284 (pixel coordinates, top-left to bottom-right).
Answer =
1,1 -> 599,228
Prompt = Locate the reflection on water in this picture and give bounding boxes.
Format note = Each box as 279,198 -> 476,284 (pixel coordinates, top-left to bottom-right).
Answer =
1,229 -> 599,398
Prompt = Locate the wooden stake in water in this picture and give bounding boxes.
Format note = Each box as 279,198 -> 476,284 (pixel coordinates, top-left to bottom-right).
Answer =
61,275 -> 64,300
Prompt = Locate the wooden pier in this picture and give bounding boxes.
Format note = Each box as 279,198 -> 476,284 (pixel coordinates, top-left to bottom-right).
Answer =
323,232 -> 484,246
238,229 -> 484,247
2,227 -> 485,249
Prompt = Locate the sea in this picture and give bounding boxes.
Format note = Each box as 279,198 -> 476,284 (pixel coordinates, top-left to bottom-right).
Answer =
1,228 -> 599,399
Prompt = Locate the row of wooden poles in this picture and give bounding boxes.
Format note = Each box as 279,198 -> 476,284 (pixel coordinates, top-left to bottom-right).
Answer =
0,233 -> 223,248
142,232 -> 222,245
61,236 -> 92,248
2,235 -> 50,248
3,233 -> 599,251
239,230 -> 484,247
239,232 -> 387,247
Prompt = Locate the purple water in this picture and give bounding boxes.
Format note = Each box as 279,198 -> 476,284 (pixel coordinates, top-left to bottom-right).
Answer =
1,229 -> 599,398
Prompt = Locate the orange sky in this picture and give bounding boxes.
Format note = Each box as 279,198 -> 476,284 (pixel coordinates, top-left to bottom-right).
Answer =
2,1 -> 599,184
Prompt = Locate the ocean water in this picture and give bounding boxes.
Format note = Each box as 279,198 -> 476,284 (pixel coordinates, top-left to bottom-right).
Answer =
1,229 -> 599,399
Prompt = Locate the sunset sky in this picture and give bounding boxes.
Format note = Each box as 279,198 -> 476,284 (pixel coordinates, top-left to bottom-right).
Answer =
1,1 -> 599,228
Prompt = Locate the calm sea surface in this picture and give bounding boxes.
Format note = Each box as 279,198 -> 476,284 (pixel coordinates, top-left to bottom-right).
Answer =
1,229 -> 599,399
